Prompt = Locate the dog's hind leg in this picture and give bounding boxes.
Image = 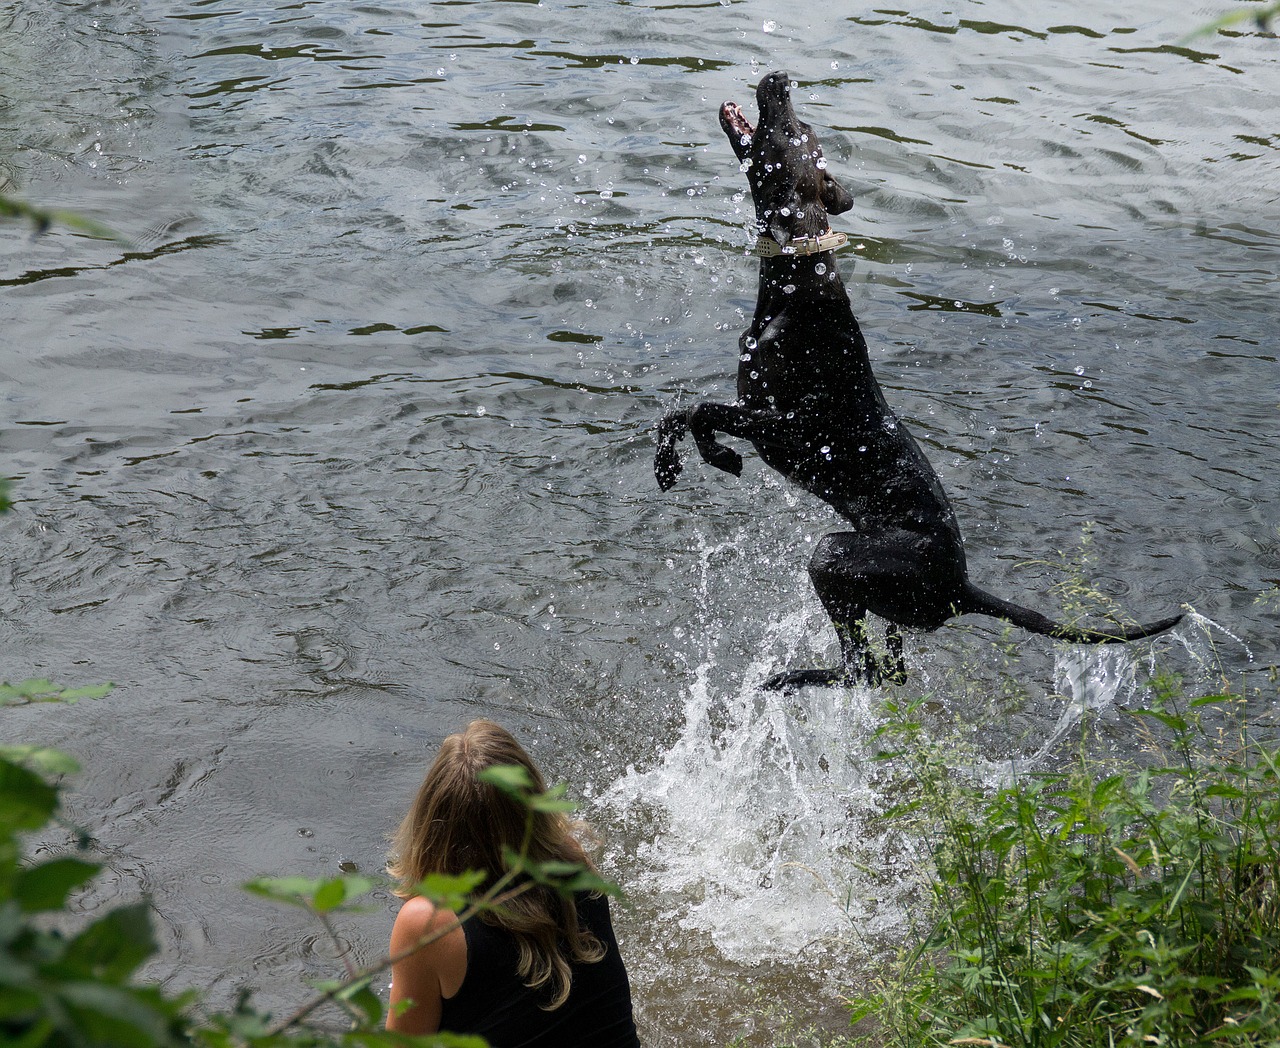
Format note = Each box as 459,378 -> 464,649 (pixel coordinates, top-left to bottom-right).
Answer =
765,531 -> 941,689
763,538 -> 880,690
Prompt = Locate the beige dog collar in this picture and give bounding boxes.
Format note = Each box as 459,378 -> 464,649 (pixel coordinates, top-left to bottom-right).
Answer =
755,229 -> 849,258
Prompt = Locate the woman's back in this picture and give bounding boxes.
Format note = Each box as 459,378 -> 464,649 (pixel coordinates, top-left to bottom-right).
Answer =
441,892 -> 639,1048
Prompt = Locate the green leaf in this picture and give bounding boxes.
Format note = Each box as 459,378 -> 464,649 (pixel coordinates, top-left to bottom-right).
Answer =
1136,709 -> 1189,734
529,860 -> 585,879
477,764 -> 534,795
415,870 -> 487,910
55,980 -> 183,1045
559,870 -> 617,896
14,857 -> 100,912
0,745 -> 82,777
0,757 -> 60,832
54,684 -> 116,702
0,678 -> 113,706
243,876 -> 325,907
311,874 -> 375,913
1189,693 -> 1232,708
62,902 -> 157,980
0,194 -> 123,241
527,784 -> 577,814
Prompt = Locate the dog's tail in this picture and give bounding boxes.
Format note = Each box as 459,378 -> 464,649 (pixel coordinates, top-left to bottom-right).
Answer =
959,581 -> 1183,643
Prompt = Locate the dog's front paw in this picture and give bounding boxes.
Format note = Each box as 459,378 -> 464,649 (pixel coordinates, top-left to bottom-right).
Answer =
704,443 -> 743,477
654,442 -> 684,491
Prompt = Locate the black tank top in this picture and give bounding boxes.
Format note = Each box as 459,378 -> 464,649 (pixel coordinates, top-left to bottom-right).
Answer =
439,892 -> 640,1048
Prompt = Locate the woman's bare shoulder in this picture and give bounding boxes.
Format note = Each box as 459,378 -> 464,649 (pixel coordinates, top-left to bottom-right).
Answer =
391,895 -> 464,948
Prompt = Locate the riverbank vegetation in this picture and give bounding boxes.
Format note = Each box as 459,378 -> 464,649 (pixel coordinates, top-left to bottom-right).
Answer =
848,673 -> 1280,1047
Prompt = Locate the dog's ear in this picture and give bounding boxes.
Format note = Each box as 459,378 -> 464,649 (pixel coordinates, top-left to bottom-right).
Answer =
765,194 -> 802,247
759,171 -> 803,247
821,171 -> 854,216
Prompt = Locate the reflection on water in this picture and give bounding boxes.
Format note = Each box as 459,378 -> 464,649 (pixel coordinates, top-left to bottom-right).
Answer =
3,0 -> 1278,1043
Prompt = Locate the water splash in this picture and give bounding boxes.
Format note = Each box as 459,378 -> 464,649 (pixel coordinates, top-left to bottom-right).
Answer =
600,536 -> 916,964
602,665 -> 913,963
1006,645 -> 1139,775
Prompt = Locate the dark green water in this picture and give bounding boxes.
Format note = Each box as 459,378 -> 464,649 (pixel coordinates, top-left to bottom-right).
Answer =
3,1 -> 1277,1042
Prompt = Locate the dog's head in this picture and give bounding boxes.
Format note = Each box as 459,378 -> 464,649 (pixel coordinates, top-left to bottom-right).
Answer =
720,70 -> 853,249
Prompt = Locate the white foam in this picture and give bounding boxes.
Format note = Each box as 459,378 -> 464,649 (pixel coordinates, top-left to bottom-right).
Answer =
601,609 -> 917,964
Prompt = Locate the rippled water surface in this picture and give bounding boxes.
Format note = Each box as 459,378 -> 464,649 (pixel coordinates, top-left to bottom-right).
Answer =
3,1 -> 1278,1042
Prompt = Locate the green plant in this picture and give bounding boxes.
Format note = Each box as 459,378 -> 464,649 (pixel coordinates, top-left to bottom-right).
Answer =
1187,2 -> 1280,39
852,677 -> 1280,1047
1,192 -> 118,240
0,710 -> 195,1047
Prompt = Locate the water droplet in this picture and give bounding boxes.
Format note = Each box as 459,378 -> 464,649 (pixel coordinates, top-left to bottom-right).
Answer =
782,284 -> 796,294
477,405 -> 487,416
1074,365 -> 1085,376
814,263 -> 827,275
744,336 -> 758,350
816,156 -> 828,170
763,19 -> 778,32
858,445 -> 868,453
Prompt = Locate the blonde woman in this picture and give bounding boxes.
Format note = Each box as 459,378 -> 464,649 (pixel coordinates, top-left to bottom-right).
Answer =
386,719 -> 640,1046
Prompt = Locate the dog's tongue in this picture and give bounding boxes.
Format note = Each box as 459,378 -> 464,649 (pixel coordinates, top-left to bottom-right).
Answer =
720,100 -> 755,143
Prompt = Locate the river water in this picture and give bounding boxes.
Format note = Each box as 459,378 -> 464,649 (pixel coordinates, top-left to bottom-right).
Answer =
3,0 -> 1277,1043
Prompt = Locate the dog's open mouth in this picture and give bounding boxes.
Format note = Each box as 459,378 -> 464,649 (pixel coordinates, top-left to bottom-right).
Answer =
720,100 -> 755,159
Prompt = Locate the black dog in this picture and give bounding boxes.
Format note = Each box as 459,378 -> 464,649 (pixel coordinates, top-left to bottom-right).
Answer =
654,71 -> 1182,689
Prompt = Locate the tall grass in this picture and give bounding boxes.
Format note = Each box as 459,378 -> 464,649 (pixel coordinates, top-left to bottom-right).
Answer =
851,673 -> 1280,1047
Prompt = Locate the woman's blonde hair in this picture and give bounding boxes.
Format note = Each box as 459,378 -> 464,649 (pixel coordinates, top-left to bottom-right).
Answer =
387,719 -> 605,1010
